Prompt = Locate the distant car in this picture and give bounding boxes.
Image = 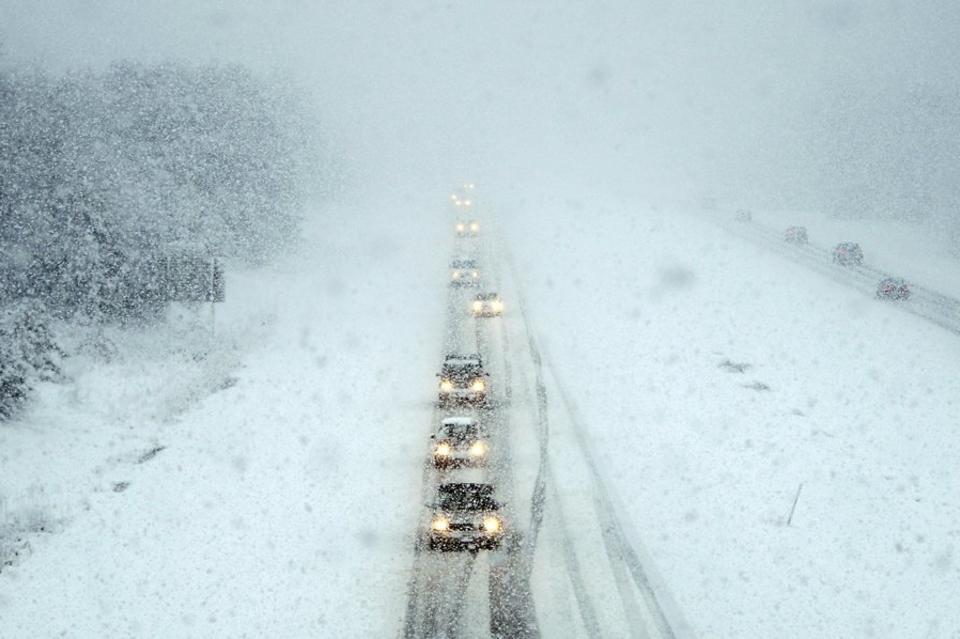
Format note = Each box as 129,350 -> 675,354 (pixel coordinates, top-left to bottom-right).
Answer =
734,209 -> 752,222
450,185 -> 476,211
428,483 -> 504,552
784,226 -> 808,244
450,257 -> 480,287
455,220 -> 480,237
876,277 -> 910,300
833,242 -> 864,266
431,417 -> 489,468
437,353 -> 488,405
471,292 -> 503,317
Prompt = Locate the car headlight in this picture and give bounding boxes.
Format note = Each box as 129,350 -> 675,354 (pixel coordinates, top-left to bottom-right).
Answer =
452,271 -> 461,279
482,515 -> 501,534
463,200 -> 472,206
456,223 -> 465,232
469,441 -> 487,457
434,442 -> 452,457
471,271 -> 479,278
470,222 -> 479,232
431,516 -> 450,532
491,301 -> 503,311
440,380 -> 454,393
472,301 -> 483,312
470,379 -> 485,392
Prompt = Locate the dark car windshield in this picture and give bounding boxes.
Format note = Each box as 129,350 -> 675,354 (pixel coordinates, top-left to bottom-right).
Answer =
442,365 -> 482,380
441,423 -> 480,439
438,491 -> 499,512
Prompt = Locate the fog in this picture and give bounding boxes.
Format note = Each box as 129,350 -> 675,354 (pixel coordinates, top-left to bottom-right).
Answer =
4,0 -> 959,219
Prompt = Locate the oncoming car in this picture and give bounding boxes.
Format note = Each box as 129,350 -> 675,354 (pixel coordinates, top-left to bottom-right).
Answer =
734,209 -> 752,222
471,292 -> 503,317
450,188 -> 476,211
784,226 -> 808,244
876,277 -> 910,300
455,220 -> 480,237
430,417 -> 489,468
427,483 -> 504,552
833,242 -> 864,266
437,353 -> 488,405
450,257 -> 480,287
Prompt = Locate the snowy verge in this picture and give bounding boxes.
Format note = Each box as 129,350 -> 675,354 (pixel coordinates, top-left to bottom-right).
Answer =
0,196 -> 448,638
503,194 -> 960,638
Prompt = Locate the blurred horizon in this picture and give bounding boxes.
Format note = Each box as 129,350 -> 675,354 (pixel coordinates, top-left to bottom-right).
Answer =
3,0 -> 959,233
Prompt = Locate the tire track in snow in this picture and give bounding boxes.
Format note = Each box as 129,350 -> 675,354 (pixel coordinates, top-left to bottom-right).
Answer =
543,356 -> 681,639
500,231 -> 604,639
483,238 -> 539,639
502,224 -> 684,639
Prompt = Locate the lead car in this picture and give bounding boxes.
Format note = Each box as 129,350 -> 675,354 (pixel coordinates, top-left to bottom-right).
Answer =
426,483 -> 505,552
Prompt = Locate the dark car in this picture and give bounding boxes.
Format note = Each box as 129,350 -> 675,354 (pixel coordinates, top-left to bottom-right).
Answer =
833,242 -> 864,266
877,277 -> 910,300
427,483 -> 504,552
784,226 -> 808,244
437,353 -> 488,405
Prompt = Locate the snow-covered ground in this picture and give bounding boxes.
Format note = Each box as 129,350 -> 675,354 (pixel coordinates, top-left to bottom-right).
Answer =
0,197 -> 448,637
504,195 -> 960,638
3,189 -> 960,638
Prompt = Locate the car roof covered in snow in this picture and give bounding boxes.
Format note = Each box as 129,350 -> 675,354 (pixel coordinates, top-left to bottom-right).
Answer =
441,416 -> 478,427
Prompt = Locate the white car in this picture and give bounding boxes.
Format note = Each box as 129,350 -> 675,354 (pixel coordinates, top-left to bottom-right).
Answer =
471,292 -> 503,317
431,417 -> 489,468
455,220 -> 480,237
437,353 -> 489,405
450,257 -> 481,288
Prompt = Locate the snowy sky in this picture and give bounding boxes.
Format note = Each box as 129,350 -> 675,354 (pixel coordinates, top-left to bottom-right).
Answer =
3,0 -> 960,205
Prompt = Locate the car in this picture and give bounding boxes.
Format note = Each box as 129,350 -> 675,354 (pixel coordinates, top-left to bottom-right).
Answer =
427,483 -> 504,552
784,226 -> 808,244
471,292 -> 503,317
449,257 -> 481,287
430,417 -> 489,468
437,353 -> 488,405
833,242 -> 864,266
455,220 -> 480,237
734,209 -> 752,222
450,184 -> 477,211
876,277 -> 910,300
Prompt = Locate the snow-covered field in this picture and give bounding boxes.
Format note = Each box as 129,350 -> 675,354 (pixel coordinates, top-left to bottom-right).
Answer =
0,197 -> 448,637
504,195 -> 960,638
3,189 -> 960,638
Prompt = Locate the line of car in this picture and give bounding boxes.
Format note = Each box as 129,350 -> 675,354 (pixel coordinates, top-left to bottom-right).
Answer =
736,210 -> 912,300
422,185 -> 510,554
